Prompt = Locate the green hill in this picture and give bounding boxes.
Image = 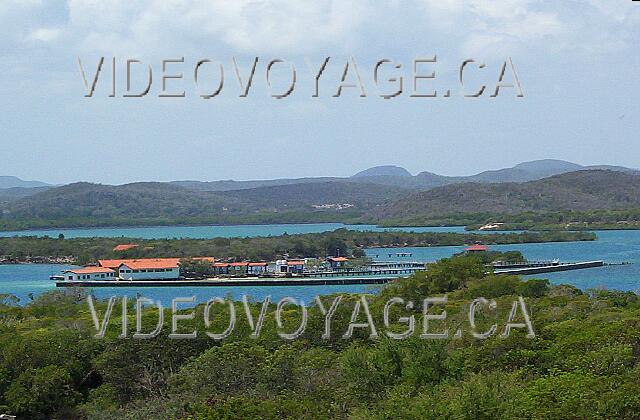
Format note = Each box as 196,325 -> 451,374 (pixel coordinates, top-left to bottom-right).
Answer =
368,170 -> 640,221
0,181 -> 408,229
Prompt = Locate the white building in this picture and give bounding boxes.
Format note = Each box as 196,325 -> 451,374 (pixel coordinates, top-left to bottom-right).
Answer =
118,260 -> 180,280
275,259 -> 305,274
63,267 -> 116,281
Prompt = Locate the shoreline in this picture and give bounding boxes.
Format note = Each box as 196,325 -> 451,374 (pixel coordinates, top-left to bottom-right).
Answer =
0,221 -> 372,234
0,259 -> 77,265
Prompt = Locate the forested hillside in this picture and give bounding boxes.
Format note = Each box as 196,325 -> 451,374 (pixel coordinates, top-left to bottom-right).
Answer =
369,170 -> 640,222
2,170 -> 639,231
0,181 -> 406,230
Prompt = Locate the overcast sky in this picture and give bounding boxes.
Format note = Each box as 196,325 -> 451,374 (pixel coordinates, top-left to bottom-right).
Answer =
1,0 -> 638,185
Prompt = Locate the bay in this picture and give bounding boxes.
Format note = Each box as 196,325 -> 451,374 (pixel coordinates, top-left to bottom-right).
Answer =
0,223 -> 470,239
1,227 -> 638,306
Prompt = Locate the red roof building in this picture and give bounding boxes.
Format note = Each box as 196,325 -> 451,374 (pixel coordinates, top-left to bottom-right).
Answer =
99,258 -> 182,269
63,266 -> 116,281
66,267 -> 115,275
465,244 -> 489,252
120,260 -> 180,270
327,256 -> 349,268
118,259 -> 181,280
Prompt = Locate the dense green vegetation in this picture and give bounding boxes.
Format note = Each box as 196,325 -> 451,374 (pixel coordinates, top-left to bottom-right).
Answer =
381,209 -> 640,232
464,209 -> 640,231
2,170 -> 639,232
0,229 -> 595,264
0,181 -> 405,231
0,255 -> 638,418
378,212 -> 500,228
367,170 -> 640,222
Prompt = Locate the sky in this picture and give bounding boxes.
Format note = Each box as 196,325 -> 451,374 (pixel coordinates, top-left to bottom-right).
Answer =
0,0 -> 638,185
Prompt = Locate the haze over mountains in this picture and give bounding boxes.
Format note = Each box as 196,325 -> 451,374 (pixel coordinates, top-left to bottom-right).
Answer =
1,160 -> 639,230
0,176 -> 50,189
170,159 -> 640,192
2,159 -> 637,195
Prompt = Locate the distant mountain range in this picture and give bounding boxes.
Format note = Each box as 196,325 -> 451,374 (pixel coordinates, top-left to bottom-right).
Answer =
351,165 -> 412,178
3,159 -> 637,195
169,159 -> 639,192
0,176 -> 50,189
1,160 -> 639,230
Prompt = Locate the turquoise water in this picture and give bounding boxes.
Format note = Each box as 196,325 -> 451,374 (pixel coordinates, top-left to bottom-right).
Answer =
0,264 -> 381,305
1,228 -> 638,305
366,230 -> 640,293
0,223 -> 469,239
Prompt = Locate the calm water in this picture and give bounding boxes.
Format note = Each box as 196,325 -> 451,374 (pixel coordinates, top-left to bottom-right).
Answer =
1,228 -> 638,305
366,230 -> 640,293
0,264 -> 382,305
0,223 -> 469,239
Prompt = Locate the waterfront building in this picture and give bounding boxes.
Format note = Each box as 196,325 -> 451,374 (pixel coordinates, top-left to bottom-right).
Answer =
63,267 -> 116,281
327,256 -> 349,269
118,260 -> 180,280
212,262 -> 230,275
465,244 -> 489,253
274,259 -> 306,273
248,262 -> 269,274
98,258 -> 181,269
230,262 -> 250,275
287,260 -> 305,274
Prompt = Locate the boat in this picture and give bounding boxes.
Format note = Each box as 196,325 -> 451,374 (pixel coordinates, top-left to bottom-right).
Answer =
49,274 -> 65,281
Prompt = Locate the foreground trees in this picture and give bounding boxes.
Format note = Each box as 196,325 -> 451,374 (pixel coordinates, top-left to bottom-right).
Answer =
0,255 -> 638,418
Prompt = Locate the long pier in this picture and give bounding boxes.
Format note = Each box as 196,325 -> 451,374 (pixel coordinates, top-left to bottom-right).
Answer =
56,276 -> 397,288
306,267 -> 423,278
493,260 -> 604,275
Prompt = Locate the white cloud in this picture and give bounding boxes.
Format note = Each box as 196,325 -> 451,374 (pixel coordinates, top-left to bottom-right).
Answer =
28,27 -> 62,42
64,0 -> 373,55
417,0 -> 565,57
1,1 -> 638,61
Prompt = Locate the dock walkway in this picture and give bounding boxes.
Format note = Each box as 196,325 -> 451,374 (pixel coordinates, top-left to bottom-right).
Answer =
55,261 -> 606,288
493,260 -> 604,275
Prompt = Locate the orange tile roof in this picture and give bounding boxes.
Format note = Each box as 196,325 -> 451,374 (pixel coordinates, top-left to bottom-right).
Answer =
99,259 -> 133,269
120,259 -> 180,270
65,267 -> 115,275
99,258 -> 181,269
287,260 -> 305,265
113,244 -> 139,252
230,262 -> 250,267
248,262 -> 268,266
328,257 -> 349,262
